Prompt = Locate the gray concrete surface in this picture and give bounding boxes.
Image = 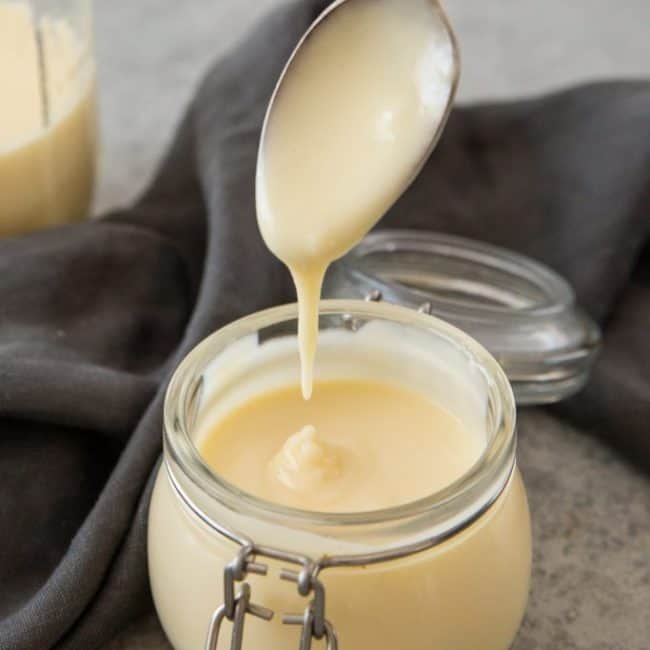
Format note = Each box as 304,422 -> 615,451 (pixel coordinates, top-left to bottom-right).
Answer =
95,1 -> 650,648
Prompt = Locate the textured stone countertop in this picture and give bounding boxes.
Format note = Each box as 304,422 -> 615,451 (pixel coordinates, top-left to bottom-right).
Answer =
97,1 -> 650,648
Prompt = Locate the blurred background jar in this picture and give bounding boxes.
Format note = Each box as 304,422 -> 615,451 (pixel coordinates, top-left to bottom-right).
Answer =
0,0 -> 96,238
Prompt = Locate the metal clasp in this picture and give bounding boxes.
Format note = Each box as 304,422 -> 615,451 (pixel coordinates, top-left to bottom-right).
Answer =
284,609 -> 338,650
281,563 -> 338,650
205,549 -> 337,650
205,545 -> 273,650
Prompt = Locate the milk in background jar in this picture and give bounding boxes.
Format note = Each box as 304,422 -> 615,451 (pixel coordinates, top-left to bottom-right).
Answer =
0,0 -> 97,237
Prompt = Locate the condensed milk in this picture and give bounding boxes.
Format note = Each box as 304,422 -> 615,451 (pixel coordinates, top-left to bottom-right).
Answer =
256,0 -> 456,398
199,378 -> 483,513
0,1 -> 96,237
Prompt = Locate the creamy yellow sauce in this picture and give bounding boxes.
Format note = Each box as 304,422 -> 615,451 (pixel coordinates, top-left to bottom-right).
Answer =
0,2 -> 96,237
199,379 -> 482,512
256,0 -> 455,399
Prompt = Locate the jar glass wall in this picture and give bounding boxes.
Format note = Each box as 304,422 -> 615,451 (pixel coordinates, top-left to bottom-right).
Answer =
149,300 -> 532,650
0,0 -> 97,237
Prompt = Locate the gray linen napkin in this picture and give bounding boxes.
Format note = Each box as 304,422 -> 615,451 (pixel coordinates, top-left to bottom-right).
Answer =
0,0 -> 648,648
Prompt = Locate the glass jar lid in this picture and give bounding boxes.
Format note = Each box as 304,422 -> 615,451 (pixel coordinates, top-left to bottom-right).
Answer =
323,230 -> 601,405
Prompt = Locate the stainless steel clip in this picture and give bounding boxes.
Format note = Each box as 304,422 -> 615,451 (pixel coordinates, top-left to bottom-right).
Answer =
205,549 -> 337,650
204,545 -> 273,650
281,563 -> 338,650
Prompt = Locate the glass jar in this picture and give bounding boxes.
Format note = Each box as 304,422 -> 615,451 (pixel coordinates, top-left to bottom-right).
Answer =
324,230 -> 601,405
148,300 -> 532,650
0,0 -> 97,237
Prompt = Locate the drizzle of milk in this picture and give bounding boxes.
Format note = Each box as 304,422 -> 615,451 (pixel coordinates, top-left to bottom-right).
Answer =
256,0 -> 455,398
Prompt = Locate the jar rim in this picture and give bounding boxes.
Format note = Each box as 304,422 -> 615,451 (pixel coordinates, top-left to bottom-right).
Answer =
338,230 -> 575,318
163,300 -> 516,542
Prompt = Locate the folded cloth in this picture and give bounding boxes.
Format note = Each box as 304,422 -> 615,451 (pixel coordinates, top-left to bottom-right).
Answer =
0,0 -> 648,648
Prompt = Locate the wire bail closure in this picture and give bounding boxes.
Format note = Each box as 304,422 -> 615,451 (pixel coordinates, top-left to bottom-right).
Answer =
205,545 -> 338,650
204,544 -> 273,650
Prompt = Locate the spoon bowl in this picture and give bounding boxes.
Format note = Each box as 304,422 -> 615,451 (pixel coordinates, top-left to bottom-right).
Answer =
258,0 -> 461,202
255,0 -> 461,400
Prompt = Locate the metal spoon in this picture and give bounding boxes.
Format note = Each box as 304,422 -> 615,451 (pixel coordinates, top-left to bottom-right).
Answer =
258,0 -> 461,191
